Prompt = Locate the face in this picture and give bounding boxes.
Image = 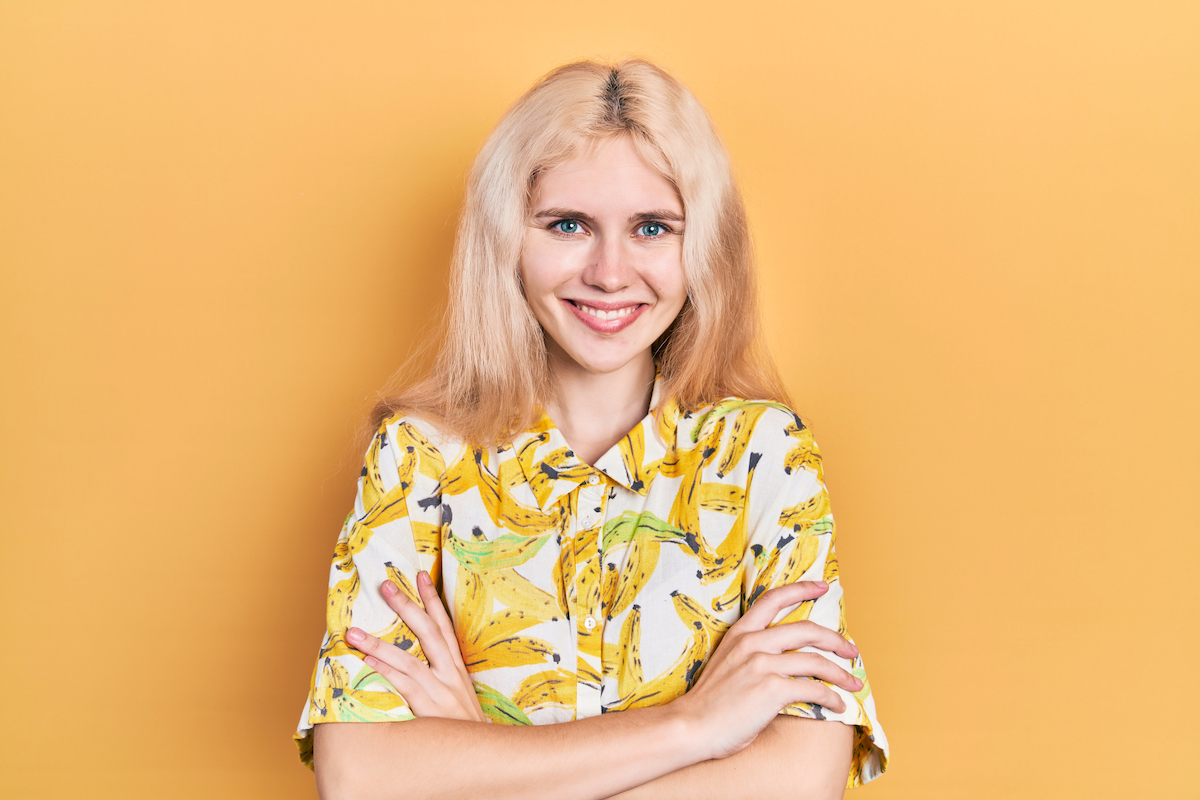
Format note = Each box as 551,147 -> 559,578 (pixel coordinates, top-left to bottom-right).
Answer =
520,136 -> 687,382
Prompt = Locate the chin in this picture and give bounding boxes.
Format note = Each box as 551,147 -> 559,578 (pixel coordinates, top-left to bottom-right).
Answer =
560,347 -> 649,377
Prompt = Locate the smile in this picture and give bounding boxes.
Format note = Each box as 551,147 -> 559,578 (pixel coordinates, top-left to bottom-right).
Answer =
563,299 -> 648,334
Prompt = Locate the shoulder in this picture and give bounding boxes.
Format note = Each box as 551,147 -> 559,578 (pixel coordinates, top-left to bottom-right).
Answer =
373,412 -> 468,471
656,396 -> 821,481
683,398 -> 809,449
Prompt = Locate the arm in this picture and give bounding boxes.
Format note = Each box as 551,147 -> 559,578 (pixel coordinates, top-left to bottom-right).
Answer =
315,704 -> 692,800
609,715 -> 852,800
316,578 -> 860,800
316,710 -> 851,800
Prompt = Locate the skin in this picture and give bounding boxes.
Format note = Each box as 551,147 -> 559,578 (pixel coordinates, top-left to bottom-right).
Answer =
519,136 -> 688,464
314,137 -> 858,799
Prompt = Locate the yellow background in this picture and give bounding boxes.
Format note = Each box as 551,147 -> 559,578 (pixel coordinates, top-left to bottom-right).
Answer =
2,2 -> 1197,798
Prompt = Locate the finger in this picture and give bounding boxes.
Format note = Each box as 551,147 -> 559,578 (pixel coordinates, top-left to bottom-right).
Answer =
771,674 -> 849,715
346,626 -> 428,674
351,627 -> 463,716
750,620 -> 860,660
361,654 -> 440,715
739,581 -> 829,631
416,571 -> 467,671
769,652 -> 863,694
381,579 -> 459,672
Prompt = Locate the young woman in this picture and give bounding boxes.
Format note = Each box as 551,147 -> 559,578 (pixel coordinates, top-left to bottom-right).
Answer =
295,59 -> 888,799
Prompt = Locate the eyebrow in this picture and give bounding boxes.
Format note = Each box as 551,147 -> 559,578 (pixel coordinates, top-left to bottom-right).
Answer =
532,207 -> 685,224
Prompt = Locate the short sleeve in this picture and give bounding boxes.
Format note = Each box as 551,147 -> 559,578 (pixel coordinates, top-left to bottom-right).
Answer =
293,417 -> 447,768
742,410 -> 889,787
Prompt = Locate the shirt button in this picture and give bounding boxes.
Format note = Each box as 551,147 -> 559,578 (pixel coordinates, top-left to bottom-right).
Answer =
584,616 -> 597,631
587,474 -> 601,485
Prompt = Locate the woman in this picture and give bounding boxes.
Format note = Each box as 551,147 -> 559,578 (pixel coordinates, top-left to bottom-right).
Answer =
296,59 -> 888,799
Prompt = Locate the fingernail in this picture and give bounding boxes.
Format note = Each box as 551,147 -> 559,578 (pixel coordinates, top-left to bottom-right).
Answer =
854,677 -> 863,689
346,627 -> 364,643
364,656 -> 377,668
418,570 -> 431,587
382,580 -> 397,595
816,581 -> 828,589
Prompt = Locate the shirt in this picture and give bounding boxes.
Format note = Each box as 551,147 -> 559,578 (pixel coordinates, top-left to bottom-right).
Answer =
295,380 -> 889,787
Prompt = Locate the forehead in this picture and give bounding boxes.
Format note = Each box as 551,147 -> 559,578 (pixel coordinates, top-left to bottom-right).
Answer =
531,137 -> 682,212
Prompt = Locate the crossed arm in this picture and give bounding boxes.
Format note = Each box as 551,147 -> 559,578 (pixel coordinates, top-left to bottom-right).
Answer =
314,575 -> 859,800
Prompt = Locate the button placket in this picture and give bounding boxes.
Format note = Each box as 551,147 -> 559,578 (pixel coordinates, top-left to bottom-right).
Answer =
569,478 -> 608,718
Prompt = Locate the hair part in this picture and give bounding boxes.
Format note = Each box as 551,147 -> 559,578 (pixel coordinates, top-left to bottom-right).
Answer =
373,59 -> 790,446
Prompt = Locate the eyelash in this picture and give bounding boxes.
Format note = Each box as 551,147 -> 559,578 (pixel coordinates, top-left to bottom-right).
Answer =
549,220 -> 675,238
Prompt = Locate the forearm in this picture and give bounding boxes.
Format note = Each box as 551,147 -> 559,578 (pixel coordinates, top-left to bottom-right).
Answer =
315,703 -> 700,800
608,716 -> 853,800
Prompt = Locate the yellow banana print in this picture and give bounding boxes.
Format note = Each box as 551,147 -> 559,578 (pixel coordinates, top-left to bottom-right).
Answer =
552,545 -> 571,619
777,529 -> 823,587
698,483 -> 744,515
608,591 -> 712,711
824,546 -> 840,585
465,634 -> 561,671
359,432 -> 386,512
321,570 -> 360,659
453,563 -> 488,645
782,417 -> 824,482
618,423 -> 662,490
778,490 -> 832,535
608,536 -> 659,623
601,562 -> 620,618
716,405 -> 769,477
711,576 -> 741,613
616,605 -> 643,697
442,447 -> 559,531
374,562 -> 428,661
331,520 -> 375,573
487,568 -> 560,622
468,607 -> 547,652
383,562 -> 422,603
390,419 -> 446,481
300,389 -> 887,788
670,589 -> 732,645
513,668 -> 576,717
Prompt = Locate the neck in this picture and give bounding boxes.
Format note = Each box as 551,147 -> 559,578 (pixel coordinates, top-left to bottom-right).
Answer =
542,350 -> 656,466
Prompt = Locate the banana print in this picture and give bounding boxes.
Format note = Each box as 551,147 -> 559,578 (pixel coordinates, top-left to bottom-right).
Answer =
475,681 -> 534,725
297,383 -> 888,788
320,570 -> 360,660
513,668 -> 576,717
606,592 -> 715,711
608,535 -> 659,623
444,529 -> 551,572
616,605 -> 642,697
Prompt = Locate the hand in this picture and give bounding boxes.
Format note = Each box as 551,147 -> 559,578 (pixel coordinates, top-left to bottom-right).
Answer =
345,570 -> 487,723
671,580 -> 863,761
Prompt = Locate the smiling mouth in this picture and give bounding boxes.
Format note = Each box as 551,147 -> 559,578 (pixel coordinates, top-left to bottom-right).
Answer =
569,301 -> 644,320
563,299 -> 648,333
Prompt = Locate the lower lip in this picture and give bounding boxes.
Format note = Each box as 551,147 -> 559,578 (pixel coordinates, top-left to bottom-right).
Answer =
563,300 -> 648,334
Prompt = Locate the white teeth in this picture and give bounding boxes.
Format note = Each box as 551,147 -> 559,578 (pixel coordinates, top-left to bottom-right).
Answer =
577,303 -> 637,320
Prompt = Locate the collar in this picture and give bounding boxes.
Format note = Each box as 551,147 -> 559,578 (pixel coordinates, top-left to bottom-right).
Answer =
509,374 -> 671,511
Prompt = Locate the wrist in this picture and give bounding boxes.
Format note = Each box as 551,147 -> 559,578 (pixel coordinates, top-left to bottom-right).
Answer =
660,694 -> 718,763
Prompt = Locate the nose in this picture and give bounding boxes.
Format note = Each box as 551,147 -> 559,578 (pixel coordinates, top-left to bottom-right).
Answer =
582,235 -> 632,293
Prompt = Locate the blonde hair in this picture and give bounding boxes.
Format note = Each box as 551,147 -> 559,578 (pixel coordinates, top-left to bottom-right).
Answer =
375,59 -> 790,445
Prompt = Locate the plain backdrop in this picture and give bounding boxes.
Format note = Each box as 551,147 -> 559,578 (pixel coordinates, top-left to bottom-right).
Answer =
2,2 -> 1198,798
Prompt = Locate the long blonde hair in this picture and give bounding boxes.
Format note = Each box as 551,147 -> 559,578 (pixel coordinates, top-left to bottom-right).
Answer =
375,59 -> 790,445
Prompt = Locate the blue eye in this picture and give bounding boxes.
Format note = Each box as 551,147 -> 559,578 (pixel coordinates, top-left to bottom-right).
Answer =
553,220 -> 581,234
638,222 -> 666,237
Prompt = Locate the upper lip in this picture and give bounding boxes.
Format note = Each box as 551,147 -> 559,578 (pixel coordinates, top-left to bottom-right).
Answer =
564,299 -> 647,311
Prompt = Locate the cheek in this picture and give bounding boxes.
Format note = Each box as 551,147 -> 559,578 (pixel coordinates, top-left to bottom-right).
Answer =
644,256 -> 688,309
519,240 -> 572,295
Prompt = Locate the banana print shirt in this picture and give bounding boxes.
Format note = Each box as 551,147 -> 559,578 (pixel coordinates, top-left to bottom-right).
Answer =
295,381 -> 889,787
